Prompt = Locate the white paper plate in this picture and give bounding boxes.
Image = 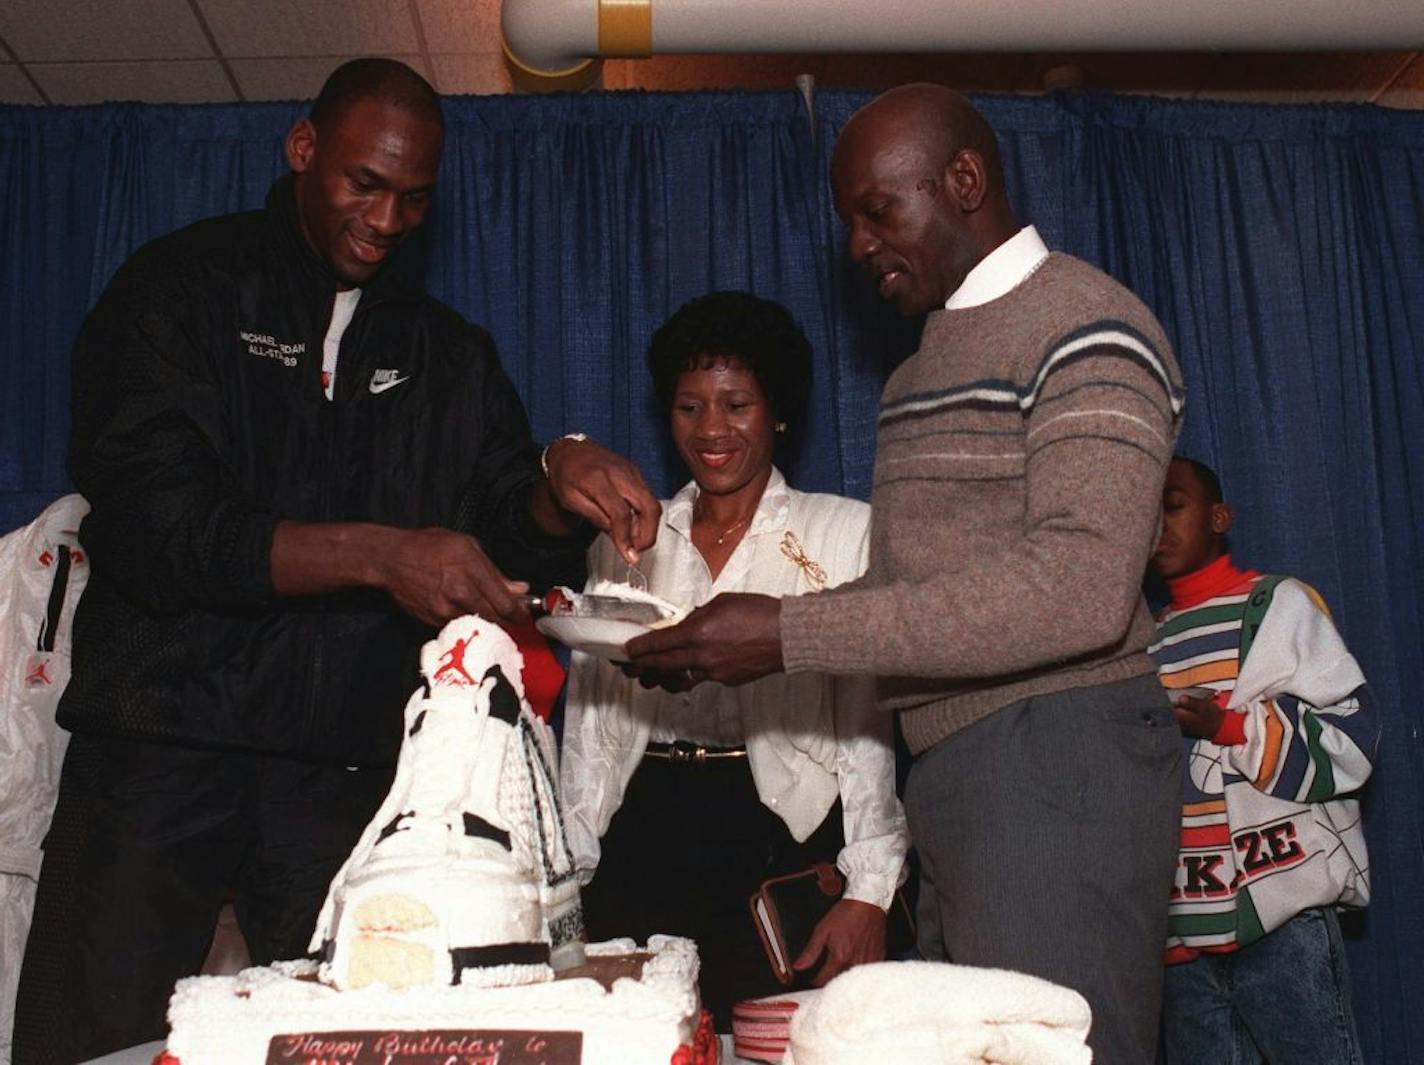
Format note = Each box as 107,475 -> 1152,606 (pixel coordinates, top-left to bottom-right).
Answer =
536,614 -> 654,661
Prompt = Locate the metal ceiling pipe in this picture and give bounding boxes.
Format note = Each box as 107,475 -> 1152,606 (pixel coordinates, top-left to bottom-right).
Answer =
501,0 -> 1424,89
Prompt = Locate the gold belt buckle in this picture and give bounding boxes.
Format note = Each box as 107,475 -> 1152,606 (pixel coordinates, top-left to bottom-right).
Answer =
669,743 -> 707,765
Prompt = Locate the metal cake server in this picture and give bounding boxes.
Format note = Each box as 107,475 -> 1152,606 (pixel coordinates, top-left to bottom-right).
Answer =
517,592 -> 670,625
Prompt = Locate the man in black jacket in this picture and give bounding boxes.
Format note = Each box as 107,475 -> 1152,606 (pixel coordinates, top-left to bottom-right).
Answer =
14,59 -> 659,1063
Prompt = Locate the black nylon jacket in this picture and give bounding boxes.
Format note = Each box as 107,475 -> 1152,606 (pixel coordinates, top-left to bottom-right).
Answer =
58,177 -> 587,766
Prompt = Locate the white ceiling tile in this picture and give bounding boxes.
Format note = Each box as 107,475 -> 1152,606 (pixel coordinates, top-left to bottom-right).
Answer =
429,52 -> 512,95
0,0 -> 212,62
30,59 -> 236,104
198,0 -> 418,58
417,0 -> 502,54
230,54 -> 429,102
0,65 -> 46,105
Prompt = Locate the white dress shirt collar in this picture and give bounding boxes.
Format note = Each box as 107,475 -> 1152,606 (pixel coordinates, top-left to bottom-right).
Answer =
944,225 -> 1050,310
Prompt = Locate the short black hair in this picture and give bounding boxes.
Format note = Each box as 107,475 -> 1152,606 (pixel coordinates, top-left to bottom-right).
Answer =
1174,455 -> 1223,504
310,58 -> 443,134
646,291 -> 813,432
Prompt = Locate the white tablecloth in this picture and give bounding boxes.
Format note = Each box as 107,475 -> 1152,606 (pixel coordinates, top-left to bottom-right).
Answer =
79,1042 -> 164,1065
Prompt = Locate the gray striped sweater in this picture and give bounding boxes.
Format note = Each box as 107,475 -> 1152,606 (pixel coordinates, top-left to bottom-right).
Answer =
781,253 -> 1185,754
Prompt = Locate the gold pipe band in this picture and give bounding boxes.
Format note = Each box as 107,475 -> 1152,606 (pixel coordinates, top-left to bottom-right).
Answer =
501,36 -> 601,92
599,0 -> 653,57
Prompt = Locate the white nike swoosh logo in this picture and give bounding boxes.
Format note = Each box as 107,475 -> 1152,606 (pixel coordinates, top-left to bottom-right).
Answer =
369,375 -> 410,394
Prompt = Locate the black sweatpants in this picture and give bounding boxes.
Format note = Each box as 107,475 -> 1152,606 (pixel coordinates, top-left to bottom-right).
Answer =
12,734 -> 392,1064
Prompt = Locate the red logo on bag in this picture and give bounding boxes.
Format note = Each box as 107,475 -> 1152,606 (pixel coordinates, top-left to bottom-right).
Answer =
25,658 -> 54,687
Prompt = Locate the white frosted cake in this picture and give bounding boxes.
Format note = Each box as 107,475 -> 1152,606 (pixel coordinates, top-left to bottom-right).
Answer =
156,616 -> 717,1065
159,937 -> 713,1065
578,579 -> 685,623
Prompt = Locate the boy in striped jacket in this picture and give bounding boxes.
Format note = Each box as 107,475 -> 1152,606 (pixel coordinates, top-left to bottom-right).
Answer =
1148,456 -> 1377,1064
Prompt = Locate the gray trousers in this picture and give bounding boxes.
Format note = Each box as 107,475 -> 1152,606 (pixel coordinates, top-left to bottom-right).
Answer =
905,673 -> 1181,1065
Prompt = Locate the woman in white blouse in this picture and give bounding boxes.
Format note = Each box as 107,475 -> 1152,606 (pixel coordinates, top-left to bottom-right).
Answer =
561,291 -> 908,1026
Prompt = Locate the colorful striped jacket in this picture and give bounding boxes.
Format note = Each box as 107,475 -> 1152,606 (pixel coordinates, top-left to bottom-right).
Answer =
1149,556 -> 1376,963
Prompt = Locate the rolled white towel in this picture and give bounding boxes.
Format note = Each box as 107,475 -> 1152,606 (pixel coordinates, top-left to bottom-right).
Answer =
784,961 -> 1092,1065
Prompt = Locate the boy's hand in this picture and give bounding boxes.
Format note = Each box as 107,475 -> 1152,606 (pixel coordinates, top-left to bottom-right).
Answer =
1172,693 -> 1226,739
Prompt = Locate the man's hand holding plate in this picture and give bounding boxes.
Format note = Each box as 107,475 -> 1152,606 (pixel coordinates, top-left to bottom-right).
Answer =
623,592 -> 784,689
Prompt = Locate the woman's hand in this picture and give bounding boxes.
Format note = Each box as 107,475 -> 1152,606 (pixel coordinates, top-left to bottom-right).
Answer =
791,898 -> 887,986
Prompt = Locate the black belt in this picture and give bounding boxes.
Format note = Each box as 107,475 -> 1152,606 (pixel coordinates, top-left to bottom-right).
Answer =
644,740 -> 748,765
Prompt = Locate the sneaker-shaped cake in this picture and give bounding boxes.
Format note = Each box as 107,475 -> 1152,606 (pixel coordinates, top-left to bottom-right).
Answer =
311,615 -> 584,991
156,616 -> 717,1065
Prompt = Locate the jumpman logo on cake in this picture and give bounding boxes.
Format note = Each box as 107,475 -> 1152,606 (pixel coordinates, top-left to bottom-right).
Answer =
432,633 -> 478,687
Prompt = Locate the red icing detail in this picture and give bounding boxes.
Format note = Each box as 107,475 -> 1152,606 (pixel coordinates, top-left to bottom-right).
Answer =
672,1009 -> 720,1064
432,634 -> 478,687
152,1053 -> 181,1065
504,621 -> 565,723
431,624 -> 563,719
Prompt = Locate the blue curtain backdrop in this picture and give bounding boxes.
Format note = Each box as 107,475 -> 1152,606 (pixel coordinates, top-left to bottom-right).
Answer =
1,88 -> 1421,1059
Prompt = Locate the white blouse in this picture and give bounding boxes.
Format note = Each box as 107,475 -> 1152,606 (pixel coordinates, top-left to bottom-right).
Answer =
560,468 -> 908,909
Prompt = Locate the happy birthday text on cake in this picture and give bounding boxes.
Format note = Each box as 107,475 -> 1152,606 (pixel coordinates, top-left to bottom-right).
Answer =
266,1029 -> 582,1065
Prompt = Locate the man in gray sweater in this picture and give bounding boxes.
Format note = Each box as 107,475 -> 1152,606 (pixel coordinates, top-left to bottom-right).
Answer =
628,84 -> 1184,1065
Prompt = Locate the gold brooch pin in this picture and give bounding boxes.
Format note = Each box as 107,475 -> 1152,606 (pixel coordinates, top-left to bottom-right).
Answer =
780,531 -> 828,591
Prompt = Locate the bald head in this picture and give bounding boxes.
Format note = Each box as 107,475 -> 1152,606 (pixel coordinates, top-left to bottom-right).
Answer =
838,84 -> 1005,194
830,84 -> 1019,316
